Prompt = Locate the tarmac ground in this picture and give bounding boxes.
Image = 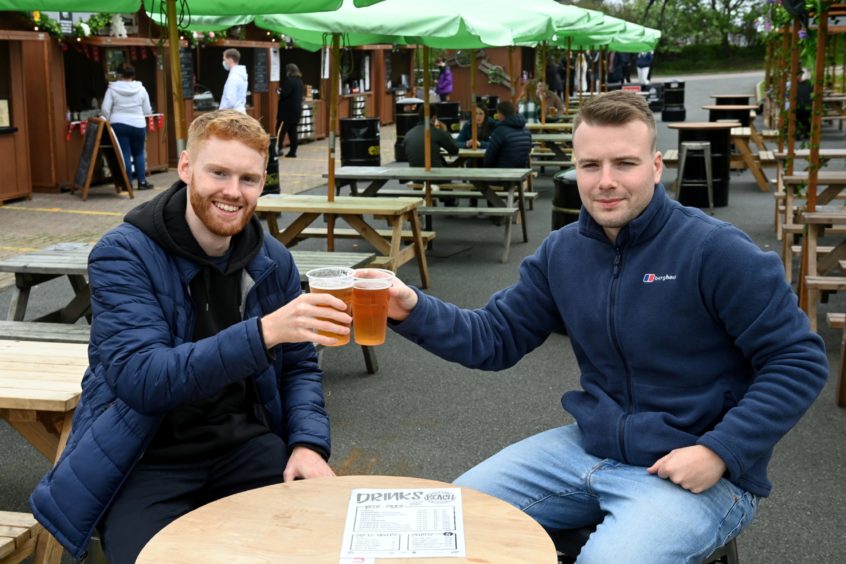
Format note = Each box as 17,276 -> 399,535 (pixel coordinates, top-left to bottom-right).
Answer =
1,71 -> 845,562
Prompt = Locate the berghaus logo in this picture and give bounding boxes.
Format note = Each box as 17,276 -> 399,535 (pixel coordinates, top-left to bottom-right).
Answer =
643,273 -> 677,283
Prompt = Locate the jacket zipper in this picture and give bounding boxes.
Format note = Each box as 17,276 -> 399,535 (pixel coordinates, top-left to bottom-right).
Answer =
609,246 -> 633,464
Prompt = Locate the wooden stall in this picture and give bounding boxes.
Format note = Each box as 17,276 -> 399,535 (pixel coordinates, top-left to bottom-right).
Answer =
450,46 -> 529,113
0,29 -> 34,204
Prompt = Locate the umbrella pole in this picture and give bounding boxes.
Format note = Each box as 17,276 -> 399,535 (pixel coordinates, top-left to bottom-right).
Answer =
565,38 -> 571,114
540,43 -> 547,124
508,46 -> 516,104
470,49 -> 477,148
166,0 -> 187,153
326,34 -> 341,250
777,26 -> 790,152
423,45 -> 432,206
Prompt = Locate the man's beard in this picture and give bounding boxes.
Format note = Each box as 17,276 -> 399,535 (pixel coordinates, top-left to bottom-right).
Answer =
188,175 -> 255,237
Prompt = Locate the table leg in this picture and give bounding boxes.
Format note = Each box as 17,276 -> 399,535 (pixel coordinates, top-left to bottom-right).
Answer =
360,179 -> 389,198
360,346 -> 379,375
515,182 -> 528,243
408,211 -> 431,289
7,281 -> 30,321
276,213 -> 321,246
734,137 -> 769,192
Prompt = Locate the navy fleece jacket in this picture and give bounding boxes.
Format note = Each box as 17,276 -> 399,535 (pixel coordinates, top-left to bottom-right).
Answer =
393,185 -> 827,497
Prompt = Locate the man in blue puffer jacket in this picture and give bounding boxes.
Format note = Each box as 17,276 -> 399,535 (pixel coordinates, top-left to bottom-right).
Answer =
29,111 -> 350,562
384,91 -> 828,561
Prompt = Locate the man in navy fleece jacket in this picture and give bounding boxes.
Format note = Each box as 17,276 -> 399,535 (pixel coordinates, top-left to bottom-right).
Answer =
384,90 -> 827,562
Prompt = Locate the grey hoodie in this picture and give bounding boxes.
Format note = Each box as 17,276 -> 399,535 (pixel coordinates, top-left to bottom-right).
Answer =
101,80 -> 152,129
220,64 -> 248,113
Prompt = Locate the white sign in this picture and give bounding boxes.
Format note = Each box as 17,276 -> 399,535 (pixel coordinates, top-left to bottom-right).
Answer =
270,48 -> 280,82
340,488 -> 466,559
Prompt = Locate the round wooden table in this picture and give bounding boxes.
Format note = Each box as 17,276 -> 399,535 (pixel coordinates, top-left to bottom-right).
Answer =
137,475 -> 558,563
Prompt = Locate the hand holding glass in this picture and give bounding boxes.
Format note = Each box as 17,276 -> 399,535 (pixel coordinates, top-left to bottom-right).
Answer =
306,267 -> 354,346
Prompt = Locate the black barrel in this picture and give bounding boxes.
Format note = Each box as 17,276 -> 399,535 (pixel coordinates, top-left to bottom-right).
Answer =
552,168 -> 581,230
662,80 -> 686,122
394,100 -> 420,162
262,136 -> 281,195
476,95 -> 499,118
340,118 -> 381,167
435,101 -> 462,134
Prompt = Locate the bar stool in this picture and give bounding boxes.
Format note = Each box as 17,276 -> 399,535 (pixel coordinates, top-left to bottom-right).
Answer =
677,140 -> 715,215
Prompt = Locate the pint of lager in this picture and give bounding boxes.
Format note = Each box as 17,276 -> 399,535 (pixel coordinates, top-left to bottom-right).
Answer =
306,267 -> 354,346
352,269 -> 395,346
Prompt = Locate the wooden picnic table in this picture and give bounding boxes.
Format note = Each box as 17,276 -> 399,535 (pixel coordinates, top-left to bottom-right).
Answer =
0,339 -> 87,564
729,127 -> 770,192
531,132 -> 572,162
526,122 -> 572,132
446,148 -> 486,168
710,94 -> 753,106
0,243 -> 377,320
702,104 -> 758,128
328,166 -> 531,246
256,194 -> 430,289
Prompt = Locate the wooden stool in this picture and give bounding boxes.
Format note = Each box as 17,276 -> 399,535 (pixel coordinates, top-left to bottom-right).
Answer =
677,141 -> 715,215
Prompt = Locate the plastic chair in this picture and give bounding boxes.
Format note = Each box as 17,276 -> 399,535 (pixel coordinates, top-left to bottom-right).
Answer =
677,140 -> 715,215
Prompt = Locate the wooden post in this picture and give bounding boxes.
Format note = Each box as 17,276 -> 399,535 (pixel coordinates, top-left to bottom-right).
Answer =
423,45 -> 432,206
777,26 -> 790,153
787,20 -> 800,177
808,8 -> 828,214
166,0 -> 186,153
564,39 -> 571,114
508,46 -> 516,104
470,49 -> 477,148
540,43 -> 547,124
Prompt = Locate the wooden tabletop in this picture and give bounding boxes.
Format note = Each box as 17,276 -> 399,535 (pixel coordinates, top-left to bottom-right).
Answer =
710,94 -> 753,99
530,133 -> 572,142
667,121 -> 741,130
701,104 -> 758,111
526,122 -> 572,132
0,340 -> 86,412
137,475 -> 558,564
775,148 -> 846,159
328,166 -> 532,183
0,242 -> 90,275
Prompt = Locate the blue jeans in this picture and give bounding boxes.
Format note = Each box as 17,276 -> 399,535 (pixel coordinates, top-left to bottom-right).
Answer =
111,122 -> 147,185
454,424 -> 759,563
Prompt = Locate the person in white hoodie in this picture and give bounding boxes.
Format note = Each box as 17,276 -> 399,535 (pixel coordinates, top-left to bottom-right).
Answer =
102,63 -> 154,190
219,49 -> 248,113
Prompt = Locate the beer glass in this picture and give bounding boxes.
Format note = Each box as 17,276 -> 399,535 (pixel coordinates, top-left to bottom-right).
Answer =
352,269 -> 395,346
305,267 -> 354,346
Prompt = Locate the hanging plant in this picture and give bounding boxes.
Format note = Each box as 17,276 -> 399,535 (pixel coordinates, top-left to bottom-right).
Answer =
24,11 -> 116,42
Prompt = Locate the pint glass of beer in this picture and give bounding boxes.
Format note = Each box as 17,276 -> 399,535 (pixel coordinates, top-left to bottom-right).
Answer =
352,269 -> 395,346
305,267 -> 354,346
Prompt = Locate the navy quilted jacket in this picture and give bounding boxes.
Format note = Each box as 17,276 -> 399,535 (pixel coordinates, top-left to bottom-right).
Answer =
484,114 -> 532,168
29,219 -> 330,558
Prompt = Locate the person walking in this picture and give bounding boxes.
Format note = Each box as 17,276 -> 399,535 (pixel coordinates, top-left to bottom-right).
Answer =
435,58 -> 453,103
101,63 -> 154,190
29,110 -> 341,563
636,51 -> 653,85
276,63 -> 305,158
219,48 -> 248,112
382,90 -> 828,562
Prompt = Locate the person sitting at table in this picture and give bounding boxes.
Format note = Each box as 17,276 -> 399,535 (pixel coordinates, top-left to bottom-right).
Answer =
381,90 -> 828,561
518,80 -> 565,124
483,101 -> 532,169
456,102 -> 496,149
404,103 -> 459,168
29,110 -> 345,563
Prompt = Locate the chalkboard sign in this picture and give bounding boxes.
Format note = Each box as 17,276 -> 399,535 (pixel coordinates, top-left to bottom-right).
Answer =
253,48 -> 269,93
72,117 -> 132,201
180,47 -> 194,99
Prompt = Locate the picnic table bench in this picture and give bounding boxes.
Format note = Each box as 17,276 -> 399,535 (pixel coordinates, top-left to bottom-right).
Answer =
0,339 -> 88,563
327,166 -> 531,263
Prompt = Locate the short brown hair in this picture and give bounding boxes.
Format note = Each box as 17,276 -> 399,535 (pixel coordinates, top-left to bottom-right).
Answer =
573,90 -> 657,152
187,110 -> 269,168
223,48 -> 240,63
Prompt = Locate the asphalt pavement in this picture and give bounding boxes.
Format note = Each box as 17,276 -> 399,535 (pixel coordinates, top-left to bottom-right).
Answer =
1,70 -> 844,562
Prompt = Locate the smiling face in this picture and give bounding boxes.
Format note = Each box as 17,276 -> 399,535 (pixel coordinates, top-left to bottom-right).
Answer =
178,136 -> 266,254
573,119 -> 662,243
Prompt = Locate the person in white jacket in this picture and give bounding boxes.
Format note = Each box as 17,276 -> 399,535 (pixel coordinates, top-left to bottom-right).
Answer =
102,63 -> 154,189
219,49 -> 248,113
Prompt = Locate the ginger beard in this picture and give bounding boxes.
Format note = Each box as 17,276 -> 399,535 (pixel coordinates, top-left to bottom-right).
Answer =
188,173 -> 256,237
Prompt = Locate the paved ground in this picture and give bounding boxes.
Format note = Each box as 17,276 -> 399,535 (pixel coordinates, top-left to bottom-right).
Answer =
1,70 -> 845,562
